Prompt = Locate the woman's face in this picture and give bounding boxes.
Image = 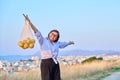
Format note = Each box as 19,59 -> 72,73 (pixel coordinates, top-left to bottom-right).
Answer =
49,31 -> 58,42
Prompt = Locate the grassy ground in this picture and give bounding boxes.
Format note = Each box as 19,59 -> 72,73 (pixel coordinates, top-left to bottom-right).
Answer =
60,58 -> 120,80
0,58 -> 120,80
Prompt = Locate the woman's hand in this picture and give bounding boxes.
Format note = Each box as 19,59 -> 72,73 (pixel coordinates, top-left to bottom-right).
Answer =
23,14 -> 38,33
68,41 -> 74,45
23,14 -> 31,23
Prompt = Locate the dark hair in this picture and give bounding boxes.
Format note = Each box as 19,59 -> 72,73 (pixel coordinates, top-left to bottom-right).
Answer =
48,29 -> 60,42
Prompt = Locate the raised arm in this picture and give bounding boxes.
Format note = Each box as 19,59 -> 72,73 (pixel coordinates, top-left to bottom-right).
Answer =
23,14 -> 38,33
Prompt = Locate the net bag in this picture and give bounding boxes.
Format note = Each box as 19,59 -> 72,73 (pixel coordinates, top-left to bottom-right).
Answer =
18,19 -> 35,49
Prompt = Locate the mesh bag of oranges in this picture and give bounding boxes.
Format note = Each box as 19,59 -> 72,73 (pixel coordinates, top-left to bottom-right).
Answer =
18,19 -> 35,49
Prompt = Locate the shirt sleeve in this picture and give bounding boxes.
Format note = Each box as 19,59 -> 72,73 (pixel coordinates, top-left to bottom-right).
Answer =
35,31 -> 44,45
58,42 -> 69,48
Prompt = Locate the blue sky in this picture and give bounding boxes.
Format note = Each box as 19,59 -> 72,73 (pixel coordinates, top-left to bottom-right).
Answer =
0,0 -> 120,55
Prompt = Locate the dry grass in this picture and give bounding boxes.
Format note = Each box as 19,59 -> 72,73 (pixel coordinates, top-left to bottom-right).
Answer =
0,58 -> 120,80
0,69 -> 40,80
60,58 -> 120,80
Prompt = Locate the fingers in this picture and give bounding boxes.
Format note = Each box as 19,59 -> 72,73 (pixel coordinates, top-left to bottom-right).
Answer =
23,14 -> 30,22
23,14 -> 26,17
23,14 -> 27,20
69,41 -> 75,45
71,41 -> 75,44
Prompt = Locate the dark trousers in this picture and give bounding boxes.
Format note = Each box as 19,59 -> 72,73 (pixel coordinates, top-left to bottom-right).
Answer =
41,58 -> 61,80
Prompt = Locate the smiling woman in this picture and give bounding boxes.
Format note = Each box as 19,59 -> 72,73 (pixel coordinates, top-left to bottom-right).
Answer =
23,14 -> 74,80
48,30 -> 60,42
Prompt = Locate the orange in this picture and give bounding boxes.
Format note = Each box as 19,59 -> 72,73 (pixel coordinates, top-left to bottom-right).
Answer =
29,43 -> 34,48
23,40 -> 27,44
18,41 -> 24,47
23,43 -> 29,49
31,39 -> 35,43
26,39 -> 31,44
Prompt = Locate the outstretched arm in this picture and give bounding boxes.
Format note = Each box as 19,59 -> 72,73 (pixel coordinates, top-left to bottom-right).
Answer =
23,14 -> 38,33
59,41 -> 75,48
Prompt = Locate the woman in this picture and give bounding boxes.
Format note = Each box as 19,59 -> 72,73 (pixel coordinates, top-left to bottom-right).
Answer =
23,14 -> 74,80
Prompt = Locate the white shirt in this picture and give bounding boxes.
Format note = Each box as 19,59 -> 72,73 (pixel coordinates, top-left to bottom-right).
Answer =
35,31 -> 69,64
